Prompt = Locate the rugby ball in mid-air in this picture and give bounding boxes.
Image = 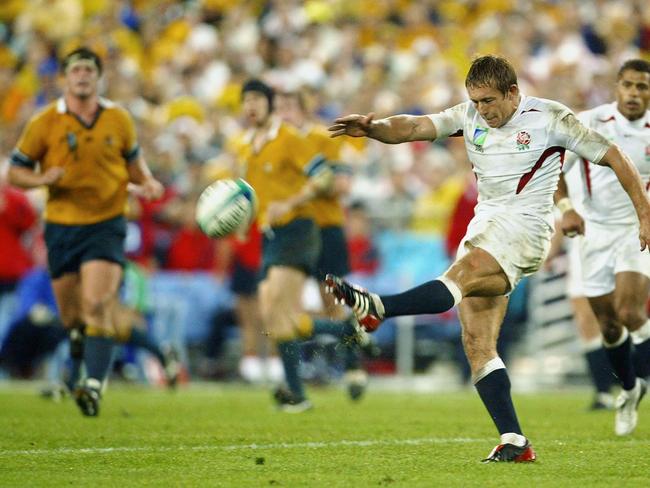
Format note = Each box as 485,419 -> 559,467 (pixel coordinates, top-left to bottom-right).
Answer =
196,178 -> 257,238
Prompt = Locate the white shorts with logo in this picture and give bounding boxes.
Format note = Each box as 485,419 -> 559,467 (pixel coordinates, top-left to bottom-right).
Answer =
456,210 -> 553,291
566,235 -> 584,298
579,221 -> 650,297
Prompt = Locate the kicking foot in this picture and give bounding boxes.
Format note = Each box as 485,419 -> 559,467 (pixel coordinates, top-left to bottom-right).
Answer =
324,274 -> 384,332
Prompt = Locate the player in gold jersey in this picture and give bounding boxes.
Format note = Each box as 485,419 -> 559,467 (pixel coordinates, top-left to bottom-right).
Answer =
8,47 -> 163,416
234,79 -> 362,411
275,90 -> 369,400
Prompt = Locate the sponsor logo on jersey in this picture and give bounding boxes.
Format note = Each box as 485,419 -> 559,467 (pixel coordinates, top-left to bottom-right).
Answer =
66,132 -> 78,151
473,127 -> 488,152
646,145 -> 650,162
516,131 -> 531,150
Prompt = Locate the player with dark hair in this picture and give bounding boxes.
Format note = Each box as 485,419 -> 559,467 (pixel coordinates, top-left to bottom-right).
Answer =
231,79 -> 362,412
8,47 -> 163,416
556,58 -> 650,435
326,55 -> 650,461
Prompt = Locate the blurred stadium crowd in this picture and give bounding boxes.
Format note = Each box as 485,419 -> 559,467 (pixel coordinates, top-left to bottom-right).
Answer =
1,0 -> 650,382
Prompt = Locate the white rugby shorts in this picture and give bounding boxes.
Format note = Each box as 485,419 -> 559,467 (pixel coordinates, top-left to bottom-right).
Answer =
456,210 -> 553,291
579,221 -> 650,297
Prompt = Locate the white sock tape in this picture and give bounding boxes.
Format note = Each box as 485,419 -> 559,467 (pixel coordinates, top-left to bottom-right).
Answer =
582,336 -> 603,352
631,319 -> 650,345
472,356 -> 506,384
438,275 -> 463,307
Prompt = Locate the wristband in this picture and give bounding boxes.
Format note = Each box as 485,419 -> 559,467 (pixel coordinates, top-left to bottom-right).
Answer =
556,197 -> 573,214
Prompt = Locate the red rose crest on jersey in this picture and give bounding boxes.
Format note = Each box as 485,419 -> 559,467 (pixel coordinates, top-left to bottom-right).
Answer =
516,131 -> 531,150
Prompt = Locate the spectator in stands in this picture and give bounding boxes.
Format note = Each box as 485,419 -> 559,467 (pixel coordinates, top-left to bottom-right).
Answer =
0,176 -> 37,280
163,193 -> 221,272
0,174 -> 38,345
345,201 -> 380,276
445,173 -> 478,259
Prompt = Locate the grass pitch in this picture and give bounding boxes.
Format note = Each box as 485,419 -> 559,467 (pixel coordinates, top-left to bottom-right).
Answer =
1,382 -> 649,487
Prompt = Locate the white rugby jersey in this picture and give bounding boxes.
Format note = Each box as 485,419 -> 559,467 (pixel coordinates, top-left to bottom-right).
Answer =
428,95 -> 610,226
564,103 -> 650,226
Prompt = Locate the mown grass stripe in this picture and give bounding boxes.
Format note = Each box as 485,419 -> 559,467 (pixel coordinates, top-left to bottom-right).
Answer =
0,437 -> 490,457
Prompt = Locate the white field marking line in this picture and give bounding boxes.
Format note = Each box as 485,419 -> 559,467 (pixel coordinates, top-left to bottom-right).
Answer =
0,437 -> 490,457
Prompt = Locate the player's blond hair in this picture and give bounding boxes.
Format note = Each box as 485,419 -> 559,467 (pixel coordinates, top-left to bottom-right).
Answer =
465,55 -> 518,95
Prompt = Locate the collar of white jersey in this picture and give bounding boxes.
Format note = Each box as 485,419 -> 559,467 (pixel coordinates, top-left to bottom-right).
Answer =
56,97 -> 114,113
611,102 -> 650,130
242,116 -> 282,145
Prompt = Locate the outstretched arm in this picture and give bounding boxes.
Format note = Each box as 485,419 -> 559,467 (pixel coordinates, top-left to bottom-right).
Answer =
328,113 -> 438,144
599,144 -> 650,250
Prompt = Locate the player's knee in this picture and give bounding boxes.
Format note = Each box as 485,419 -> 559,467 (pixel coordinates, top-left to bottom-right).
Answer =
267,322 -> 294,341
448,257 -> 482,293
262,279 -> 284,307
615,304 -> 644,329
82,295 -> 109,319
447,264 -> 471,289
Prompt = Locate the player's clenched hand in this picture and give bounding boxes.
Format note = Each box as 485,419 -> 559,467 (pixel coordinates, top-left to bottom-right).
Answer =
41,167 -> 65,186
560,209 -> 585,238
138,177 -> 164,201
266,200 -> 293,225
328,113 -> 375,138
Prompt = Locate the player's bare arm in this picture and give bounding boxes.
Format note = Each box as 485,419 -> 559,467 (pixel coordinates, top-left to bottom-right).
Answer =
127,154 -> 164,200
8,165 -> 64,189
599,144 -> 650,250
554,172 -> 584,237
328,113 -> 437,143
266,172 -> 329,225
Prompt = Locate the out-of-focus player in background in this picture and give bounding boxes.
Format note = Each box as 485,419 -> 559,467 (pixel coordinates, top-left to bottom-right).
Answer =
556,59 -> 650,435
231,79 -> 363,412
275,89 -> 368,400
8,47 -> 163,416
326,55 -> 650,461
547,163 -> 615,411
